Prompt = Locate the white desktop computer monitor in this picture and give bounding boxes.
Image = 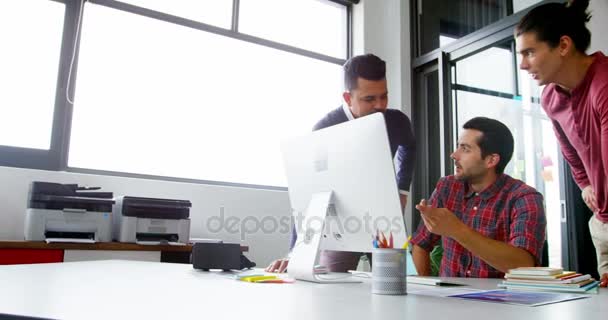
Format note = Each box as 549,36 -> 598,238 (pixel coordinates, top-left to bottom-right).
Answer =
281,112 -> 407,283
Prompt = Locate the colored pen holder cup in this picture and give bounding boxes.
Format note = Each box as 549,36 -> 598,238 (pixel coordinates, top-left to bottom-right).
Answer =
371,248 -> 407,295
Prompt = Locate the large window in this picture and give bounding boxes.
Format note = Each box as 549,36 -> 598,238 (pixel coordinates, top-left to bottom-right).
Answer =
70,3 -> 343,187
0,0 -> 65,150
119,0 -> 234,28
1,0 -> 350,188
239,0 -> 348,59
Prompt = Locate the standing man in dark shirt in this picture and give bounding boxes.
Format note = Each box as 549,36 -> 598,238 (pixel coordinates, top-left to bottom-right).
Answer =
266,53 -> 416,273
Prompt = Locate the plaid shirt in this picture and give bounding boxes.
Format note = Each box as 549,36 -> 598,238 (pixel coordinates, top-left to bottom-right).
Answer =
411,174 -> 546,278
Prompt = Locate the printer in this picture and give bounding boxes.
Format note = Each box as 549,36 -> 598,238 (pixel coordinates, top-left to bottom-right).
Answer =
113,196 -> 191,244
25,181 -> 114,242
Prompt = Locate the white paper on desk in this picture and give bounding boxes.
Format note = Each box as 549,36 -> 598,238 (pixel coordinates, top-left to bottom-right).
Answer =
408,287 -> 486,298
45,238 -> 95,244
407,276 -> 466,286
448,289 -> 590,307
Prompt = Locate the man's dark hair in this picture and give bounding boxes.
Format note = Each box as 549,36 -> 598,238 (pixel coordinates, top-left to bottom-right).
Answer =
515,0 -> 591,52
463,117 -> 514,174
343,54 -> 386,91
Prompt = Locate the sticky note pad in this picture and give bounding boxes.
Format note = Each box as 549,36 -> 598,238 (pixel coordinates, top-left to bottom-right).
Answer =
241,275 -> 278,283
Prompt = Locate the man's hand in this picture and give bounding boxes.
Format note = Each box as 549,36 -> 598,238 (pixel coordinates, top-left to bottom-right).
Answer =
265,258 -> 289,273
601,273 -> 608,288
412,244 -> 432,276
415,199 -> 466,238
582,185 -> 598,213
400,194 -> 408,213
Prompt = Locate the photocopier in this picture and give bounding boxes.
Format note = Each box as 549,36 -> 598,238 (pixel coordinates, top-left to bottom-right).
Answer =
113,196 -> 191,244
24,181 -> 115,242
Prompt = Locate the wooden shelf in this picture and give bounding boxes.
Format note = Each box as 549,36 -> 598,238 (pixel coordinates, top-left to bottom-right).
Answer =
0,241 -> 248,252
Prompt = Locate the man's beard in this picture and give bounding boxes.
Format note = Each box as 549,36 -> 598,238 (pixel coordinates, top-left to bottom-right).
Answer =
454,166 -> 484,184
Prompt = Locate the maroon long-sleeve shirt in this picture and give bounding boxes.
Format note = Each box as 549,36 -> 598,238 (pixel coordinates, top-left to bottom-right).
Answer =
542,51 -> 608,222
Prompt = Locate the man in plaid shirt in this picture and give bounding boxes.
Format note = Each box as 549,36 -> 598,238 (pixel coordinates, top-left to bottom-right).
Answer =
411,117 -> 546,278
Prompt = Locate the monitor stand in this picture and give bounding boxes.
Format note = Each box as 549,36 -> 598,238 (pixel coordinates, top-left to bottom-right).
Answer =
288,191 -> 362,283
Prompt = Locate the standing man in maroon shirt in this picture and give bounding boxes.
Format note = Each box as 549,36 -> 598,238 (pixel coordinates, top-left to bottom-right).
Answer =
516,0 -> 608,287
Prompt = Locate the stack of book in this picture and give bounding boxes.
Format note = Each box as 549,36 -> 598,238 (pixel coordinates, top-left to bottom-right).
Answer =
498,267 -> 600,293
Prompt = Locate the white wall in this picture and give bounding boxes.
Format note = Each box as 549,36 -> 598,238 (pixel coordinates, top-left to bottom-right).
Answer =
352,0 -> 414,234
589,0 -> 608,53
353,0 -> 412,118
0,1 -> 410,266
0,166 -> 290,266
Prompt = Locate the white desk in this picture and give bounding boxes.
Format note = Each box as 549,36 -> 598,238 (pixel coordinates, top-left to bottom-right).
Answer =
0,260 -> 605,320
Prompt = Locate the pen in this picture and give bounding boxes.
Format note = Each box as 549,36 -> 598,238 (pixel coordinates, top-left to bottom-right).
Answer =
389,232 -> 394,248
402,235 -> 411,249
374,229 -> 381,248
380,231 -> 388,248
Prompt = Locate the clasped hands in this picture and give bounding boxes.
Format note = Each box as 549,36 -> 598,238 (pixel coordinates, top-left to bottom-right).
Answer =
415,199 -> 467,238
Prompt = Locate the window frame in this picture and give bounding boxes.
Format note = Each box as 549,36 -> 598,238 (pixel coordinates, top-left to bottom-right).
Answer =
0,0 -> 76,171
